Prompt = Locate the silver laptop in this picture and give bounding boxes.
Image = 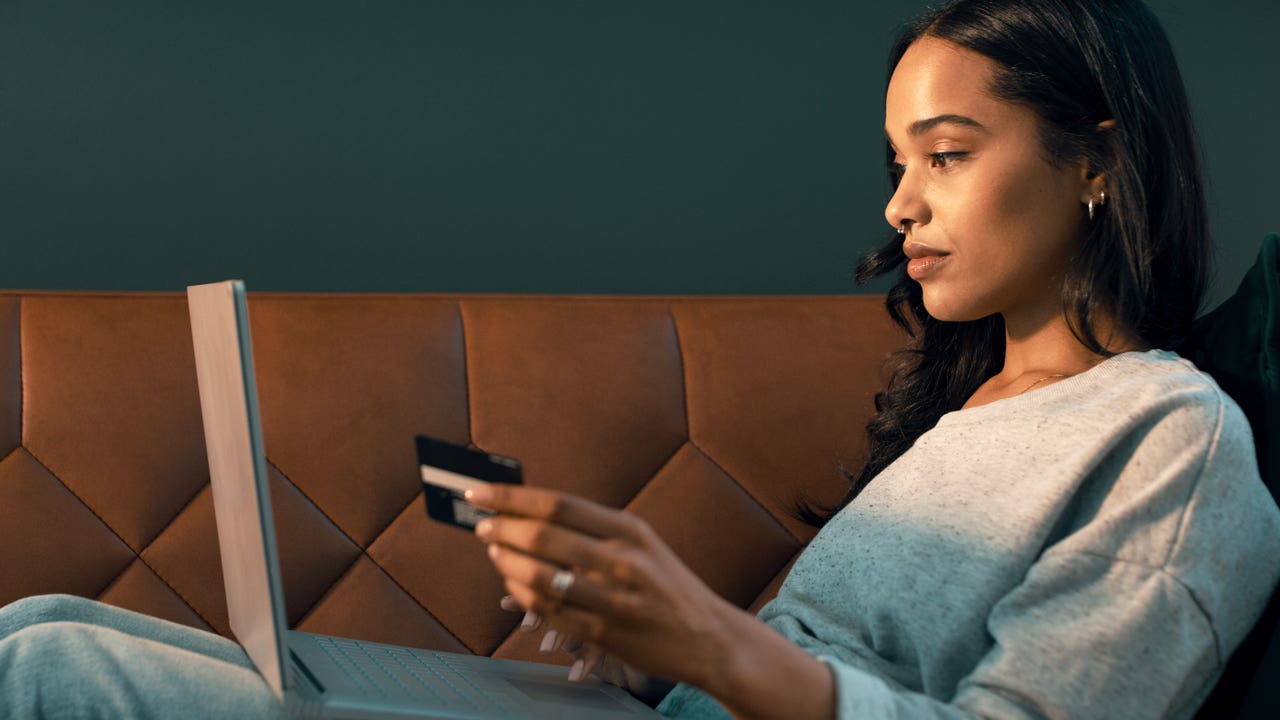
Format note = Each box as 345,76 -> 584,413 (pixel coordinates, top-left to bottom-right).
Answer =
187,280 -> 662,719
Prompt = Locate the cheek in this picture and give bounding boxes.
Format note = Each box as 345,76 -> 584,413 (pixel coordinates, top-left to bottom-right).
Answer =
920,163 -> 1081,320
979,161 -> 1081,267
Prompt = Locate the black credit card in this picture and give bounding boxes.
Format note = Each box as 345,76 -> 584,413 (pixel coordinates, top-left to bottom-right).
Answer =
416,434 -> 522,530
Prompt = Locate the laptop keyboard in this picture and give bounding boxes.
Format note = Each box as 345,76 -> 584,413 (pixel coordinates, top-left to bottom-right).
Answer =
312,635 -> 515,715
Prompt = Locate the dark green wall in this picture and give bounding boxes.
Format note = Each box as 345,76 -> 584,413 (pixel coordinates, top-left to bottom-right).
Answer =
2,1 -> 1275,306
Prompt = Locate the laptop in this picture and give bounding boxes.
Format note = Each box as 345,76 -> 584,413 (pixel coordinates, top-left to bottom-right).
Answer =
187,280 -> 663,719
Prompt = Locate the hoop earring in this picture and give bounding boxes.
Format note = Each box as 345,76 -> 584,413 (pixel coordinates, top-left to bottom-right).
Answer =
1088,199 -> 1095,221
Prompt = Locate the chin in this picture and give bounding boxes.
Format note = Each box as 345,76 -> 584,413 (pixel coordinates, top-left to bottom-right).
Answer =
919,288 -> 990,324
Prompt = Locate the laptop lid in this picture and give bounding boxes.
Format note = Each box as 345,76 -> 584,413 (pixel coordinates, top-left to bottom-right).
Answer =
188,280 -> 290,701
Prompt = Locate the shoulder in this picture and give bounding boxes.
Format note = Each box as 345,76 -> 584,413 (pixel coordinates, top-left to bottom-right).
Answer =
1067,349 -> 1262,511
1067,349 -> 1247,445
1049,351 -> 1280,650
1041,350 -> 1268,567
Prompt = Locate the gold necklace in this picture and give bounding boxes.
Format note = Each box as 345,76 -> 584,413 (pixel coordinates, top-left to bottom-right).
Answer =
1017,373 -> 1069,395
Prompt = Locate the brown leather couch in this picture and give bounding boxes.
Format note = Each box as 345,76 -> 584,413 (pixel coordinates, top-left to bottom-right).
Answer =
0,291 -> 901,666
2,290 -> 1274,718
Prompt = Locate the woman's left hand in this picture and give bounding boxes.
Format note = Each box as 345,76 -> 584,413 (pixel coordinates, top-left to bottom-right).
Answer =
467,483 -> 739,691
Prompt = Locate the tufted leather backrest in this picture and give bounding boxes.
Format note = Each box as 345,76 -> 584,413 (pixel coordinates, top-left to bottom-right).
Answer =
0,291 -> 903,665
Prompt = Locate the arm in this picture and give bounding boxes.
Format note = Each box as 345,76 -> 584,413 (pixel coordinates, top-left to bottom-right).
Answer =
471,480 -> 1229,720
704,604 -> 837,720
469,391 -> 1280,720
469,483 -> 837,720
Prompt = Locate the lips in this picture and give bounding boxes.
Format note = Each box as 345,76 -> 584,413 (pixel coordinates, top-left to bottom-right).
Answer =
902,242 -> 951,280
902,242 -> 950,260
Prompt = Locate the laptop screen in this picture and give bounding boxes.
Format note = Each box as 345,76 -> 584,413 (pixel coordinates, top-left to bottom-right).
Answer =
188,280 -> 290,700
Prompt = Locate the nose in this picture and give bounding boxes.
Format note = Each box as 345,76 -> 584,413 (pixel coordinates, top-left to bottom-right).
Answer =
884,171 -> 927,233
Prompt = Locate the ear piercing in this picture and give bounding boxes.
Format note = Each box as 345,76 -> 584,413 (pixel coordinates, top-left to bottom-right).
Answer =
1088,191 -> 1108,221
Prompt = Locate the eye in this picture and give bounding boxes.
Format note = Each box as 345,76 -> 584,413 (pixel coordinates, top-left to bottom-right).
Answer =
928,151 -> 967,168
887,160 -> 907,180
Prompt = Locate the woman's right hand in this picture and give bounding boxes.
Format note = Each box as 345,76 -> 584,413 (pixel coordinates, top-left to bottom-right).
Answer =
500,595 -> 675,705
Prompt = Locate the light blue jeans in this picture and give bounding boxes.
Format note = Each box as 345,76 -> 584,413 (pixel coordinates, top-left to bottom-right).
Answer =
0,594 -> 285,719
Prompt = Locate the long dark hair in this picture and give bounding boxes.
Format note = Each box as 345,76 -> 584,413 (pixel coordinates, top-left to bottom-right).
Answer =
805,0 -> 1210,525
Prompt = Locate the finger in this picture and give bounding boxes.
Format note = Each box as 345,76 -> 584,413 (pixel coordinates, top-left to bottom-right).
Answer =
561,634 -> 584,655
581,645 -> 606,678
539,601 -> 611,649
502,580 -> 541,623
487,544 -> 639,619
574,642 -> 625,686
477,516 -> 617,574
538,629 -> 560,655
503,579 -> 613,657
569,645 -> 607,682
499,594 -> 543,631
467,484 -> 645,542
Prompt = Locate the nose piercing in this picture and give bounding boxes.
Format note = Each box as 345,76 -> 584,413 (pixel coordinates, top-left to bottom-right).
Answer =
897,225 -> 906,235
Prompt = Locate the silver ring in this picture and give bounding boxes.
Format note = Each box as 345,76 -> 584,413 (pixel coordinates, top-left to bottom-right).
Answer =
550,569 -> 576,599
897,225 -> 906,234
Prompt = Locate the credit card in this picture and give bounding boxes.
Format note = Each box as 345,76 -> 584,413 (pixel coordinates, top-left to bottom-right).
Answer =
416,434 -> 522,530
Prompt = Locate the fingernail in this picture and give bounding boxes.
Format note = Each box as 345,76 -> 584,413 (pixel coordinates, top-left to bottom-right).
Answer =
487,544 -> 499,560
540,630 -> 559,654
568,658 -> 586,682
465,486 -> 493,505
521,612 -> 539,631
474,519 -> 492,538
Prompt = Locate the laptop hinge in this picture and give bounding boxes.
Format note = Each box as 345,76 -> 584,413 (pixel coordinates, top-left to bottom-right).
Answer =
290,649 -> 327,696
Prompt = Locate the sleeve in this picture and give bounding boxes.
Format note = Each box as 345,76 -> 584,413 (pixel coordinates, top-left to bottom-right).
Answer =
816,553 -> 1217,719
817,389 -> 1280,720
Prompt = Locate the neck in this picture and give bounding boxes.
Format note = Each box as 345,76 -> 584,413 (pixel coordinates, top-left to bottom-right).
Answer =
997,303 -> 1146,381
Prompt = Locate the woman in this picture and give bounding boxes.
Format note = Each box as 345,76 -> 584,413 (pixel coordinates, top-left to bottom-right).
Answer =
470,0 -> 1280,718
2,0 -> 1277,718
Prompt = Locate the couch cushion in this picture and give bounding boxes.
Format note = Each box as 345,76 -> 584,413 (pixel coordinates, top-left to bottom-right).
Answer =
0,292 -> 903,667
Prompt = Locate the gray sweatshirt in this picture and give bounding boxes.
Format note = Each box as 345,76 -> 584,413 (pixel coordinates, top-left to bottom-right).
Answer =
657,350 -> 1280,719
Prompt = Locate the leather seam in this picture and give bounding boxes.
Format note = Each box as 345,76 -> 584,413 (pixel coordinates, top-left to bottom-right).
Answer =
102,556 -> 218,634
22,444 -> 136,552
686,440 -> 804,546
667,304 -> 801,545
668,305 -> 692,441
263,458 -> 367,625
618,440 -> 689,514
16,297 -> 22,453
289,552 -> 363,629
355,487 -> 479,654
366,550 -> 478,655
458,300 -> 473,444
136,475 -> 211,551
267,460 -> 472,653
265,458 -> 362,549
18,447 -> 218,630
128,479 -> 222,632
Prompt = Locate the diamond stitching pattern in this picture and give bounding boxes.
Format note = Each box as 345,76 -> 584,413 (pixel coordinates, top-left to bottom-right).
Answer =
0,447 -> 135,605
1,292 -> 899,665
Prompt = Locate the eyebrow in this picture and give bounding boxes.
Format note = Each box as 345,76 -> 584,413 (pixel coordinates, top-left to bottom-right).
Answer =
885,114 -> 991,145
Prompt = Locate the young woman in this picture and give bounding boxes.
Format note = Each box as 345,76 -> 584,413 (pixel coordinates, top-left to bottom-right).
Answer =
2,0 -> 1277,718
470,0 -> 1280,718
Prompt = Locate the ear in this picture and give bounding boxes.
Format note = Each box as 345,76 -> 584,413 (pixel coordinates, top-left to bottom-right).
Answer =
1079,118 -> 1117,203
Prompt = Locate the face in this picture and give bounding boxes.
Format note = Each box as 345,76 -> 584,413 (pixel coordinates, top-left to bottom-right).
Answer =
884,37 -> 1096,324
